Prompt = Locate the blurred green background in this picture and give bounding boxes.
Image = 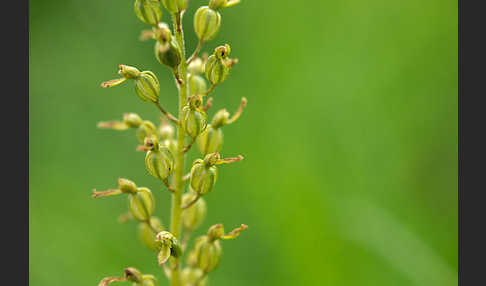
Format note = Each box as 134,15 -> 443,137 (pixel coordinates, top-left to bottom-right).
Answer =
29,0 -> 457,285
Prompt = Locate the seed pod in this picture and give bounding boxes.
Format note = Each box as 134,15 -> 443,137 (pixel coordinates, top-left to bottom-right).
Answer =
145,138 -> 174,180
205,45 -> 231,85
182,192 -> 207,231
154,23 -> 182,70
194,6 -> 221,42
139,217 -> 164,251
161,138 -> 178,156
181,267 -> 207,286
190,159 -> 218,195
187,74 -> 207,96
181,96 -> 207,138
155,231 -> 183,265
196,125 -> 223,156
137,120 -> 158,143
118,178 -> 138,194
129,187 -> 155,221
123,113 -> 143,128
135,71 -> 160,103
161,0 -> 187,13
134,0 -> 163,26
189,236 -> 222,273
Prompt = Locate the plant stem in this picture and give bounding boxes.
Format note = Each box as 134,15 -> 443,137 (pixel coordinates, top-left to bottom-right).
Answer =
169,11 -> 188,286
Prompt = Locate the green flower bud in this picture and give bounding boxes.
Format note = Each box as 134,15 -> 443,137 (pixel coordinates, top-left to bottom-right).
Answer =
205,45 -> 231,85
161,0 -> 187,13
209,0 -> 241,10
181,96 -> 208,138
118,178 -> 138,194
187,57 -> 205,74
196,125 -> 223,156
194,6 -> 221,42
141,275 -> 159,286
135,71 -> 160,103
155,231 -> 183,265
119,64 -> 141,79
137,120 -> 157,143
181,267 -> 207,286
134,0 -> 163,26
123,113 -> 143,128
189,235 -> 222,273
154,23 -> 182,70
139,217 -> 164,251
189,158 -> 218,195
124,267 -> 143,283
187,74 -> 207,96
211,109 -> 230,128
161,138 -> 178,156
182,192 -> 207,231
145,137 -> 174,180
129,187 -> 155,221
158,122 -> 174,140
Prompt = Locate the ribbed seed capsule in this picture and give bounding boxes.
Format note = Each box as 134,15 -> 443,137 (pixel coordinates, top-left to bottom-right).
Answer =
197,125 -> 224,156
182,192 -> 207,231
155,39 -> 182,70
134,0 -> 163,26
187,74 -> 207,96
181,96 -> 207,138
161,0 -> 187,13
194,6 -> 221,42
129,187 -> 155,221
181,267 -> 208,286
189,236 -> 222,273
137,121 -> 157,143
145,142 -> 174,180
138,217 -> 164,250
190,160 -> 218,195
135,71 -> 160,103
205,45 -> 231,85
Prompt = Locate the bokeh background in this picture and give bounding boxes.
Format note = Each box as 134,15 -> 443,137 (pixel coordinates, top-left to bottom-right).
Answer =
29,0 -> 457,285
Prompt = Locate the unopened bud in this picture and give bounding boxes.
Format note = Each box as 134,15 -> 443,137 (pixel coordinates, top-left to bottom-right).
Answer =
134,0 -> 163,26
209,0 -> 241,10
211,109 -> 230,128
182,192 -> 207,231
194,6 -> 221,42
135,71 -> 160,103
187,74 -> 208,96
187,57 -> 205,74
145,139 -> 174,180
129,187 -> 155,221
161,0 -> 187,13
118,178 -> 138,194
158,121 -> 174,140
189,236 -> 222,273
123,113 -> 143,128
181,96 -> 208,138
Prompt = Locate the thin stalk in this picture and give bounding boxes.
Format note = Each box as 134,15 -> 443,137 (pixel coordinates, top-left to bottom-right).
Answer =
169,11 -> 188,286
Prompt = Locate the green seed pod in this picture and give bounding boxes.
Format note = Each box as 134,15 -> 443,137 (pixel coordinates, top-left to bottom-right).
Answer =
145,138 -> 174,180
182,193 -> 207,231
196,125 -> 223,156
194,6 -> 221,42
205,45 -> 231,85
161,0 -> 187,13
123,113 -> 143,128
187,57 -> 205,74
134,0 -> 163,26
187,73 -> 207,96
129,187 -> 155,222
189,236 -> 222,273
137,120 -> 158,143
135,71 -> 160,103
161,138 -> 178,156
155,231 -> 183,265
119,64 -> 141,79
138,217 -> 164,251
154,23 -> 182,70
181,96 -> 208,138
190,159 -> 218,195
181,267 -> 208,286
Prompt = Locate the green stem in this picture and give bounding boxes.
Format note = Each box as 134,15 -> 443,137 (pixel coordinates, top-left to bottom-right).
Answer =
169,11 -> 187,286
